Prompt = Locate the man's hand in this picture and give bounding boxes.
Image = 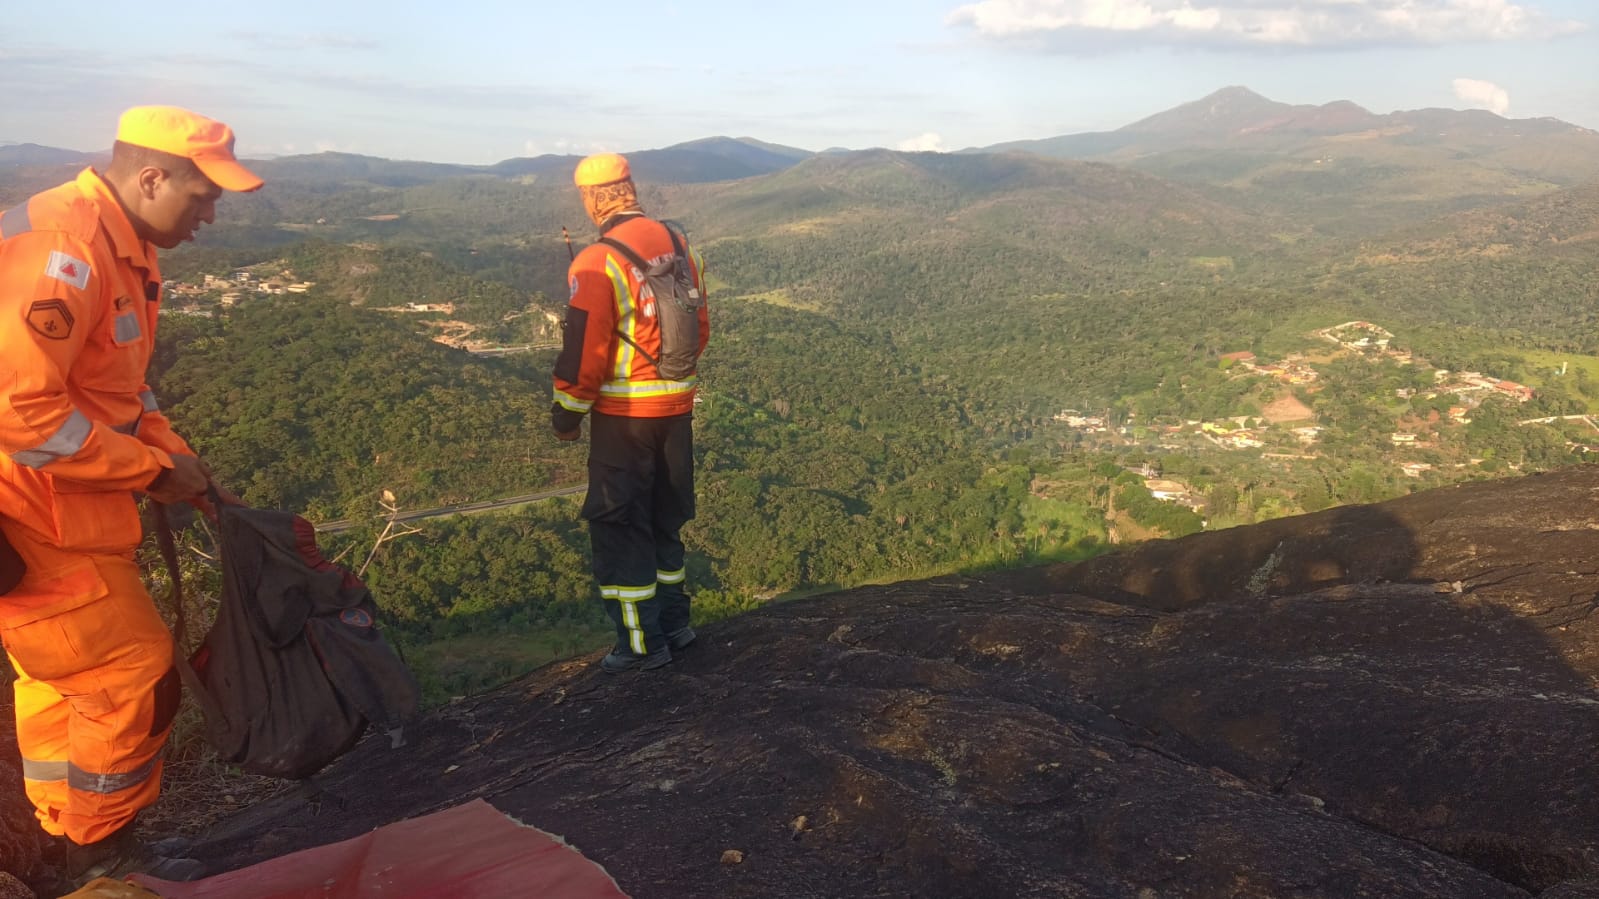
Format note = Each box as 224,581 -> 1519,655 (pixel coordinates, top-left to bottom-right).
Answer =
190,483 -> 242,522
145,454 -> 211,504
551,403 -> 585,442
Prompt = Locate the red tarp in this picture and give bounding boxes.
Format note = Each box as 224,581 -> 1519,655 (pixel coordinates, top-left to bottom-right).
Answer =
131,799 -> 629,899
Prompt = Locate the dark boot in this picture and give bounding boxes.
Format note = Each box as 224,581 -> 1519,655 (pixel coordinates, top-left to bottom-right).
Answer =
600,645 -> 673,674
666,626 -> 697,651
60,824 -> 206,888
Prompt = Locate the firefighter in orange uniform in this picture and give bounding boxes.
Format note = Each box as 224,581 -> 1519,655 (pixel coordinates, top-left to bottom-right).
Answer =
553,153 -> 709,673
0,106 -> 261,872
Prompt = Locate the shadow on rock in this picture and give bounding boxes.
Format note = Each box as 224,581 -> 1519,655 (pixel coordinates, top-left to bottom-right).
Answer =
59,467 -> 1599,898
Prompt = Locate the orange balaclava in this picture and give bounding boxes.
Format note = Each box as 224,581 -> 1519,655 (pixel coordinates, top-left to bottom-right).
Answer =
574,153 -> 641,226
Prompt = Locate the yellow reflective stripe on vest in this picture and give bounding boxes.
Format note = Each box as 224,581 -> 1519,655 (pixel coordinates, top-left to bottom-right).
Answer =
598,377 -> 698,399
605,257 -> 637,381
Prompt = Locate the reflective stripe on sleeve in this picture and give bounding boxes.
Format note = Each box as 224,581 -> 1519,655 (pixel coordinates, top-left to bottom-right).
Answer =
657,568 -> 686,584
138,390 -> 160,412
111,417 -> 140,435
20,757 -> 68,783
553,388 -> 593,413
68,757 -> 158,795
1,202 -> 32,238
11,409 -> 93,468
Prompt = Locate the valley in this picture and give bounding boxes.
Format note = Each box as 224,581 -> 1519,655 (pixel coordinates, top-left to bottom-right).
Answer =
6,87 -> 1596,703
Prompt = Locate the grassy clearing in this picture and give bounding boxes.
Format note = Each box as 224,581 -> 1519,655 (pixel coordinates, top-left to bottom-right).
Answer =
402,626 -> 612,706
1511,349 -> 1599,412
730,288 -> 823,311
1515,348 -> 1599,380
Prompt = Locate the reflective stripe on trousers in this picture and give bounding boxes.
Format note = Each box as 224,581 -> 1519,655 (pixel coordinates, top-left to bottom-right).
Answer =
21,756 -> 158,794
2,532 -> 176,844
601,584 -> 657,654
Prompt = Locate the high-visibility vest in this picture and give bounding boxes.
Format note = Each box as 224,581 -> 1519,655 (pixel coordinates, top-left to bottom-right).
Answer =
554,215 -> 710,419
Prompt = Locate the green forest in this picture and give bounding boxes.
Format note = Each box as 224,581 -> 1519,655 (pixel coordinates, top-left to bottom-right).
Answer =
115,143 -> 1599,701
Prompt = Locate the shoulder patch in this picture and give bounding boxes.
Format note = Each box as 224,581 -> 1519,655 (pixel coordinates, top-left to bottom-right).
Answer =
27,300 -> 75,340
44,250 -> 90,290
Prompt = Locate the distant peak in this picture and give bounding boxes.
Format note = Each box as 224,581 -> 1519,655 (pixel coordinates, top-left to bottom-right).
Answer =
1210,86 -> 1269,101
1119,86 -> 1289,135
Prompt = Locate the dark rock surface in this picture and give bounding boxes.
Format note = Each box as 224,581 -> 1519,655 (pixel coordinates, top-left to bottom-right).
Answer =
15,467 -> 1599,897
0,690 -> 49,895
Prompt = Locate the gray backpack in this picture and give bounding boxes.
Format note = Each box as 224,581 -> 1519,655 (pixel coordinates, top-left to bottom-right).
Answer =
598,222 -> 705,380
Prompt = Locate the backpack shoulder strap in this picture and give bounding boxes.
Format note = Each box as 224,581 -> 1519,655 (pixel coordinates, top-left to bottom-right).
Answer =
659,220 -> 689,259
599,220 -> 690,268
596,235 -> 650,272
593,235 -> 661,367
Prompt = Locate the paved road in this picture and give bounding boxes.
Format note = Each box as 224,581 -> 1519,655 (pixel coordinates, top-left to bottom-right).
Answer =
467,342 -> 560,356
315,484 -> 585,533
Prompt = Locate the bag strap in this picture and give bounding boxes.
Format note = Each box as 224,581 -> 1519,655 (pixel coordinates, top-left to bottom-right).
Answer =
661,221 -> 689,263
597,222 -> 688,271
595,222 -> 693,368
154,499 -> 227,727
596,234 -> 665,369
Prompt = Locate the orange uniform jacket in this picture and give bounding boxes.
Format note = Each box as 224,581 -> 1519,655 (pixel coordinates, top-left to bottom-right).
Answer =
0,168 -> 190,561
554,216 -> 709,419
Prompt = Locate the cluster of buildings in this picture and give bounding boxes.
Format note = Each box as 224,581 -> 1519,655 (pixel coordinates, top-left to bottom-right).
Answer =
1053,319 -> 1558,510
1141,478 -> 1206,511
1200,420 -> 1265,449
1219,351 -> 1320,385
167,270 -> 316,307
1051,410 -> 1111,431
1433,369 -> 1535,404
1317,321 -> 1393,350
1314,321 -> 1533,404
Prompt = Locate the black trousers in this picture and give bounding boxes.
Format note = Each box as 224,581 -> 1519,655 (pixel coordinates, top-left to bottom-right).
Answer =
583,411 -> 695,655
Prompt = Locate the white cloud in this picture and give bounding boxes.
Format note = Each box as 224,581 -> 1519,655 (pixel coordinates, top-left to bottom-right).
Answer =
897,132 -> 947,151
946,0 -> 1586,49
1452,77 -> 1510,114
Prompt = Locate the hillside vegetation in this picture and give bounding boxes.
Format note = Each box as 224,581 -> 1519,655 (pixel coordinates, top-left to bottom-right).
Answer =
8,87 -> 1596,698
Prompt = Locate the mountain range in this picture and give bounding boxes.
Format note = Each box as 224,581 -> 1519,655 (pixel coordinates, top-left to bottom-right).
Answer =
7,87 -> 1596,192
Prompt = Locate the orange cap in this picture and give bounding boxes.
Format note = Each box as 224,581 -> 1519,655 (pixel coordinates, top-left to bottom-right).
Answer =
574,153 -> 631,188
116,105 -> 264,193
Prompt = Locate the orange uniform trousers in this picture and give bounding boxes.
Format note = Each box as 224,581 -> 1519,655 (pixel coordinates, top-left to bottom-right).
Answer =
0,521 -> 176,845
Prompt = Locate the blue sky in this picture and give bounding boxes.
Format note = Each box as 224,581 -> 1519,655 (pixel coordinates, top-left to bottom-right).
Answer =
2,0 -> 1594,164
